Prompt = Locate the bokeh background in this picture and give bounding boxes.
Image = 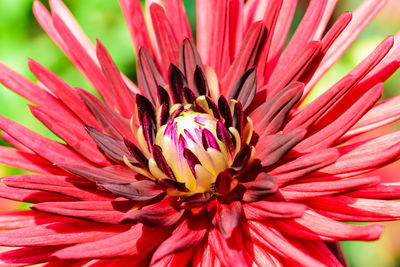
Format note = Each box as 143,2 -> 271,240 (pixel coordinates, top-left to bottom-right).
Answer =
0,0 -> 399,266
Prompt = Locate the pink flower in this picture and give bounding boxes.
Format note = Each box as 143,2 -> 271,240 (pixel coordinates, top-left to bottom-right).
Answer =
1,0 -> 400,266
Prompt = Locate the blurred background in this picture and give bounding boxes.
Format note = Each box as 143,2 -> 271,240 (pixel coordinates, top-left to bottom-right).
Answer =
0,0 -> 399,266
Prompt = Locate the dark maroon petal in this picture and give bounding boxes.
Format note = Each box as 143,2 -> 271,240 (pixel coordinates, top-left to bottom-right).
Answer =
137,47 -> 166,102
183,86 -> 197,103
123,138 -> 149,170
251,82 -> 304,136
240,173 -> 277,202
151,212 -> 208,263
180,194 -> 214,209
211,201 -> 242,239
98,180 -> 164,201
159,103 -> 170,127
120,197 -> 183,227
205,96 -> 222,120
256,128 -> 307,167
233,102 -> 244,136
231,145 -> 251,172
168,64 -> 187,103
216,121 -> 235,156
215,170 -> 233,195
202,129 -> 221,151
228,68 -> 257,111
96,40 -> 135,118
157,179 -> 189,192
136,94 -> 156,125
178,39 -> 205,93
85,125 -> 134,163
152,145 -> 176,180
183,148 -> 200,175
194,67 -> 209,96
157,85 -> 171,109
78,89 -> 135,141
140,113 -> 156,153
58,163 -> 137,184
218,96 -> 233,127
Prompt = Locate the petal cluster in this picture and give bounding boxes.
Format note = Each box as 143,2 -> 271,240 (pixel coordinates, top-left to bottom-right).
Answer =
0,0 -> 400,266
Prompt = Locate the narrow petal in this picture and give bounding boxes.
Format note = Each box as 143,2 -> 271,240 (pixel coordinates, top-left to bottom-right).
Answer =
243,201 -> 307,220
151,213 -> 208,263
52,224 -> 169,260
211,201 -> 242,239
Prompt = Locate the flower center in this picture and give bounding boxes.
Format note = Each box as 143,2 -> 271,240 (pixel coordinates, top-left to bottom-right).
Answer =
155,106 -> 238,193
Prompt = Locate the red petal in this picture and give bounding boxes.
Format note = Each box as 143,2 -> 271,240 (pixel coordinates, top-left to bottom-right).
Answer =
269,0 -> 328,84
275,209 -> 383,241
211,201 -> 242,239
248,220 -> 325,266
0,146 -> 64,175
151,213 -> 207,263
2,174 -> 114,201
243,201 -> 306,220
0,246 -> 63,266
280,176 -> 380,201
208,228 -> 250,267
306,0 -> 389,90
0,219 -> 129,246
151,248 -> 194,267
52,224 -> 169,259
271,148 -> 339,186
0,210 -> 63,230
32,200 -> 131,224
118,0 -> 153,54
30,106 -> 109,166
164,0 -> 193,43
0,115 -> 89,165
346,182 -> 400,199
307,195 -> 400,221
27,59 -> 101,129
120,197 -> 183,227
0,184 -> 74,203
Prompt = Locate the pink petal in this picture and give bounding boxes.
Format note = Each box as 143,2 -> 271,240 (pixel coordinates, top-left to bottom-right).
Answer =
346,182 -> 400,199
244,240 -> 284,267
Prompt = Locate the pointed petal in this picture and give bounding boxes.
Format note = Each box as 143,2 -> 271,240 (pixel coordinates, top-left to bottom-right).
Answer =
243,201 -> 306,220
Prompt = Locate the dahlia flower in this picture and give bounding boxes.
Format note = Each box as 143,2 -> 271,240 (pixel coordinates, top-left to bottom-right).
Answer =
1,0 -> 400,266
